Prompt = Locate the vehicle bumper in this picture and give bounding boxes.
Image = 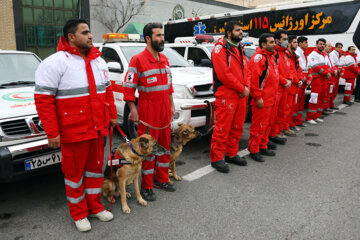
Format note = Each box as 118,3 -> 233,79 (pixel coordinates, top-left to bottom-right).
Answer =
173,98 -> 215,135
0,139 -> 60,181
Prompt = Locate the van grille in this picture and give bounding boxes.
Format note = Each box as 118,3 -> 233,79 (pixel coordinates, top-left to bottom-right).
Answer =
192,83 -> 213,98
1,119 -> 31,136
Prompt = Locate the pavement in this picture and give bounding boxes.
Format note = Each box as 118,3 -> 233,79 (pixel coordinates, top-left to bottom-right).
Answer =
0,93 -> 359,240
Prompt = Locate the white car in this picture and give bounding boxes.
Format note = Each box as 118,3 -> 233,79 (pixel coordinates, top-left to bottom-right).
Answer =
94,34 -> 215,139
0,50 -> 61,181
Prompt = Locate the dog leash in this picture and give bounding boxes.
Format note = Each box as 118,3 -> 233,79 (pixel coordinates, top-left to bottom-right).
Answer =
139,119 -> 171,130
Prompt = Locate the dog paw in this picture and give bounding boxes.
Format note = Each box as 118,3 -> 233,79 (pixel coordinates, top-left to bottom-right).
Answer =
174,175 -> 182,181
106,198 -> 116,203
138,199 -> 147,206
126,192 -> 131,198
168,180 -> 174,185
168,172 -> 174,177
122,206 -> 131,214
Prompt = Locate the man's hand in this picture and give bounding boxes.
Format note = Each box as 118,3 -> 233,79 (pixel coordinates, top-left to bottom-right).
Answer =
110,119 -> 117,127
256,98 -> 264,109
296,81 -> 303,88
239,87 -> 250,98
326,73 -> 331,79
48,135 -> 60,149
128,109 -> 139,122
284,80 -> 292,89
306,80 -> 311,86
340,72 -> 344,77
334,70 -> 338,77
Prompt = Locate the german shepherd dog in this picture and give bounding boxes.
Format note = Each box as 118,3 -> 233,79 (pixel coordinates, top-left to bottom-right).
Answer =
169,123 -> 200,184
102,131 -> 167,214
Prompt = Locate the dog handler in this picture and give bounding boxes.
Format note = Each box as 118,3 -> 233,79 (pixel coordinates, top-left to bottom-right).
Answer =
210,21 -> 250,173
34,19 -> 117,232
123,22 -> 176,201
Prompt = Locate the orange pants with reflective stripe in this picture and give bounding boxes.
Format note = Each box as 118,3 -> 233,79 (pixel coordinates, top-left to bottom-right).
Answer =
61,137 -> 105,221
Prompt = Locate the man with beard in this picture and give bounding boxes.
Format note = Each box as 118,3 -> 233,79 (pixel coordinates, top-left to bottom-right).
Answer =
329,43 -> 344,108
210,21 -> 250,173
34,19 -> 117,232
248,33 -> 279,162
305,38 -> 332,124
268,29 -> 292,144
323,41 -> 337,114
123,22 -> 176,201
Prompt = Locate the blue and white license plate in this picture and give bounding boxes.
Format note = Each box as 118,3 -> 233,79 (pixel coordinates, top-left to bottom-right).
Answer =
25,152 -> 62,171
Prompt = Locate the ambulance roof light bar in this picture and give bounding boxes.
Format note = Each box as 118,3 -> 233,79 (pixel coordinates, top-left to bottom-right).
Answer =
102,33 -> 144,43
195,35 -> 214,44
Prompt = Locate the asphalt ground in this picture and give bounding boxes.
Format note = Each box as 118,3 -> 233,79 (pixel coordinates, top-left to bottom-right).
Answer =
0,92 -> 359,240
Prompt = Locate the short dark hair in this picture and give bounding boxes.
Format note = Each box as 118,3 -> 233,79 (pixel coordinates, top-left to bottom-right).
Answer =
224,21 -> 241,37
297,36 -> 308,43
288,35 -> 297,43
143,22 -> 163,43
316,38 -> 326,44
335,42 -> 343,48
274,28 -> 287,40
259,33 -> 274,49
348,46 -> 355,51
63,19 -> 88,42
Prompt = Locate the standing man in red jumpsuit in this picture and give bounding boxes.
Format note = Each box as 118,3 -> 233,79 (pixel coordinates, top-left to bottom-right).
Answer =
210,21 -> 250,173
294,36 -> 311,127
269,29 -> 292,145
248,33 -> 279,162
35,19 -> 117,232
305,38 -> 332,124
329,43 -> 344,109
323,41 -> 338,114
342,46 -> 360,105
123,23 -> 176,201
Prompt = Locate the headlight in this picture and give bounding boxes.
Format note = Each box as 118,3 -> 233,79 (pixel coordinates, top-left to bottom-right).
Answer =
172,84 -> 193,99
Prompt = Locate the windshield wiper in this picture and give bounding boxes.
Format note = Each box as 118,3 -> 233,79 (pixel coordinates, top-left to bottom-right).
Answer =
170,65 -> 186,68
0,81 -> 35,87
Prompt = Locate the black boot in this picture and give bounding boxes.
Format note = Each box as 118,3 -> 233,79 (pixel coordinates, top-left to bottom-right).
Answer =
260,148 -> 276,156
249,152 -> 264,162
267,140 -> 277,150
343,101 -> 354,105
225,155 -> 247,166
154,180 -> 176,192
269,136 -> 286,145
140,188 -> 156,201
211,160 -> 229,173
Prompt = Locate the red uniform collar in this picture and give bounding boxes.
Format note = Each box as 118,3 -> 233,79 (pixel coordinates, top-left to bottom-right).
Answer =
275,44 -> 287,52
57,36 -> 101,60
255,47 -> 274,56
144,47 -> 167,63
314,48 -> 326,56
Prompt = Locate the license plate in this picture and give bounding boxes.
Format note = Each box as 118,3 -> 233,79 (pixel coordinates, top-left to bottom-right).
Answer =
25,152 -> 62,171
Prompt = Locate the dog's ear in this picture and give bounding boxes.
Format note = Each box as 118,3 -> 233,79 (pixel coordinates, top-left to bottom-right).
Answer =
178,123 -> 184,127
145,127 -> 150,134
139,137 -> 149,149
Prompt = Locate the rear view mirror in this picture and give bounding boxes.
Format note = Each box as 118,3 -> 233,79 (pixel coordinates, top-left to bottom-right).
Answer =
188,59 -> 194,66
200,59 -> 212,68
107,62 -> 122,73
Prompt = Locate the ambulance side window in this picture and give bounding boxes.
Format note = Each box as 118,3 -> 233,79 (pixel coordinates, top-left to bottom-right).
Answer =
171,47 -> 186,57
101,47 -> 124,72
188,47 -> 210,66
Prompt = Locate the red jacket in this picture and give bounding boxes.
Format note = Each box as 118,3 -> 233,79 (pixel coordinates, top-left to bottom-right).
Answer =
307,49 -> 331,80
250,47 -> 279,107
286,49 -> 300,95
274,45 -> 292,90
343,53 -> 360,79
34,37 -> 117,143
211,37 -> 250,99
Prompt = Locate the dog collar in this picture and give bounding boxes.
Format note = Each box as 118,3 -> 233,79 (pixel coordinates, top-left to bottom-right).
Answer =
129,143 -> 143,157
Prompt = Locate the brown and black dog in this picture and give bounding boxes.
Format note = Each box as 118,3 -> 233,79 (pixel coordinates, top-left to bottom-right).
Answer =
169,123 -> 200,184
102,132 -> 167,214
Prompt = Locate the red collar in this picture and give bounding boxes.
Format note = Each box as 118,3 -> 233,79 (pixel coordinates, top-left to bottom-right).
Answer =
144,47 -> 167,63
57,36 -> 101,61
314,48 -> 326,56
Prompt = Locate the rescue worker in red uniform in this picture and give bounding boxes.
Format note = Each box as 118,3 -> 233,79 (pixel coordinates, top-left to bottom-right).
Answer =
323,41 -> 338,114
248,33 -> 279,162
34,19 -> 117,232
210,21 -> 250,173
342,46 -> 360,105
285,35 -> 302,134
123,23 -> 175,201
329,43 -> 344,109
269,29 -> 292,145
294,36 -> 312,127
305,38 -> 333,124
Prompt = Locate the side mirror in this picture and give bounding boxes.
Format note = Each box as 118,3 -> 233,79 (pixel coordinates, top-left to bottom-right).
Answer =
107,62 -> 122,73
188,59 -> 194,66
200,59 -> 212,68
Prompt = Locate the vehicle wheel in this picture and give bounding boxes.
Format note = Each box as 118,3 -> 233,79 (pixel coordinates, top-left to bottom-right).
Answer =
124,103 -> 138,139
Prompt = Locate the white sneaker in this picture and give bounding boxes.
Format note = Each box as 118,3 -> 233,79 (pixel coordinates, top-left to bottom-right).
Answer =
89,210 -> 114,222
315,118 -> 324,123
306,120 -> 317,125
75,218 -> 91,232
